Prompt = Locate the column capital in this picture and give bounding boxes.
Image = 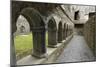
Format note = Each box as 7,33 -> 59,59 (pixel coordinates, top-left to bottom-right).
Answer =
31,26 -> 45,32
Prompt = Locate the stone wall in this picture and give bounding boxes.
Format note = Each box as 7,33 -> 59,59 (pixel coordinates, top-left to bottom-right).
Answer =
70,5 -> 95,20
83,12 -> 96,56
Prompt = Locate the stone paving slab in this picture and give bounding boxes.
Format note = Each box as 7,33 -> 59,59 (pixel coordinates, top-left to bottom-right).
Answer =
56,35 -> 95,63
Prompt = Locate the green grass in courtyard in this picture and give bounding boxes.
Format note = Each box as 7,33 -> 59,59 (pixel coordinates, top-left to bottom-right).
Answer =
14,32 -> 48,60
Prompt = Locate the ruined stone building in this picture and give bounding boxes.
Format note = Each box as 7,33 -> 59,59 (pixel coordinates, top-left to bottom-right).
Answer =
11,0 -> 96,66
15,3 -> 95,35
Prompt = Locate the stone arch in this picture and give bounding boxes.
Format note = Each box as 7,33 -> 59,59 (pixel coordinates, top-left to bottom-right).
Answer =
63,23 -> 66,40
67,24 -> 70,36
12,8 -> 47,65
20,8 -> 46,58
48,17 -> 57,48
58,21 -> 63,43
20,8 -> 45,28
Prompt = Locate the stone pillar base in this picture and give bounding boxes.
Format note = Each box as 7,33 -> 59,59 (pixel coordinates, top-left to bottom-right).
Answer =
48,45 -> 57,48
31,53 -> 47,58
58,41 -> 62,43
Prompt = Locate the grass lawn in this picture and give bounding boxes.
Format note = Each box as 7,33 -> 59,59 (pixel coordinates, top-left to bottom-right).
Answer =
14,32 -> 48,60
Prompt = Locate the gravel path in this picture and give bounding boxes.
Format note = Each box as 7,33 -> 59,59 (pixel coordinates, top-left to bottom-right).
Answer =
56,35 -> 95,63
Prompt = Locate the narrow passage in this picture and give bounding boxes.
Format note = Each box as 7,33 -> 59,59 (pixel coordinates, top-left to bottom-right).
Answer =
56,35 -> 95,63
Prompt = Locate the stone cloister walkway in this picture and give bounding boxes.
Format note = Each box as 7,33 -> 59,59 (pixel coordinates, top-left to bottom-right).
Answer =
56,34 -> 95,63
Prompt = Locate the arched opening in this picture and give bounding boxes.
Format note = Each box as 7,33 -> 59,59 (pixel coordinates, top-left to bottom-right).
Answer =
48,18 -> 57,48
20,8 -> 46,58
74,10 -> 80,20
15,15 -> 31,35
14,15 -> 32,61
12,8 -> 47,64
58,21 -> 63,43
63,23 -> 66,40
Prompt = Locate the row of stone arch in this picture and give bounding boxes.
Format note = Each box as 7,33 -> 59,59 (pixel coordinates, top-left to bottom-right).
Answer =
48,19 -> 71,46
11,7 -> 73,65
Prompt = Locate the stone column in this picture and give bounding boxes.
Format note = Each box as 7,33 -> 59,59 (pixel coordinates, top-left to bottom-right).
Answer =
65,29 -> 67,38
65,25 -> 68,38
63,27 -> 66,40
31,26 -> 46,58
48,29 -> 57,48
58,26 -> 63,43
69,29 -> 71,35
68,27 -> 70,36
65,30 -> 66,38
